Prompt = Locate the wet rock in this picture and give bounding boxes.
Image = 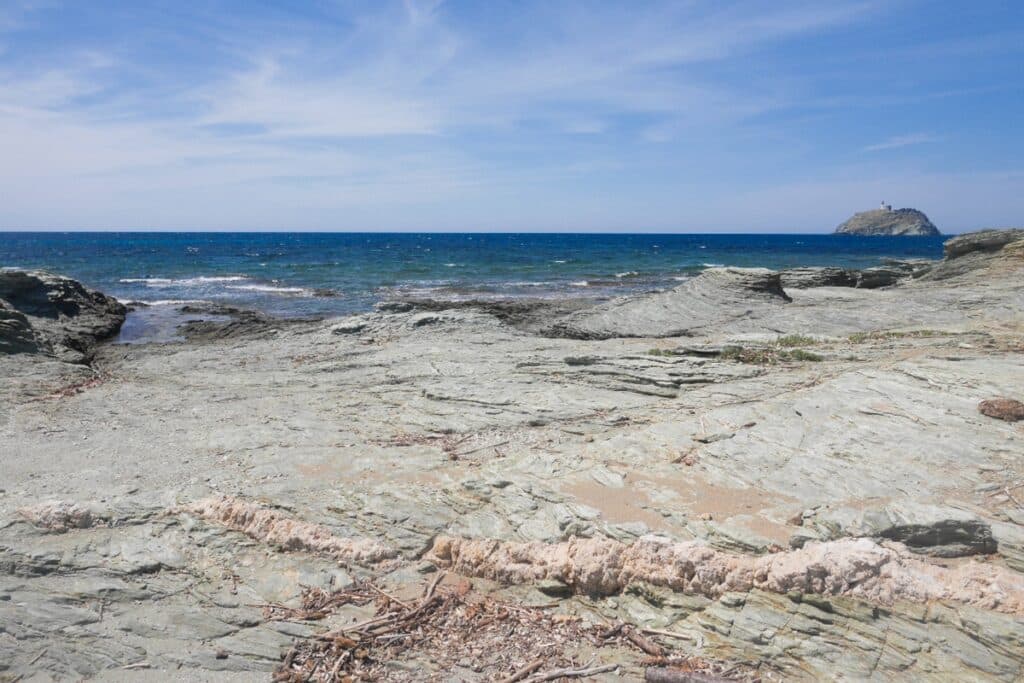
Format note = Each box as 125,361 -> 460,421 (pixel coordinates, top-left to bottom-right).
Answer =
178,308 -> 319,342
979,397 -> 1024,422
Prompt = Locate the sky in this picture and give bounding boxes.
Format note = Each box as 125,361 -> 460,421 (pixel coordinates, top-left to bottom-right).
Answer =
1,1 -> 1022,232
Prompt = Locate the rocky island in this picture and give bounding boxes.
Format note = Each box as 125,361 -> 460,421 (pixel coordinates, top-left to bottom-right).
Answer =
2,229 -> 1024,681
834,202 -> 940,236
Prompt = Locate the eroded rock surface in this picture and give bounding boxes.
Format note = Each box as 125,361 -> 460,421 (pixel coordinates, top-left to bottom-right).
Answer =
544,268 -> 791,339
3,229 -> 1024,681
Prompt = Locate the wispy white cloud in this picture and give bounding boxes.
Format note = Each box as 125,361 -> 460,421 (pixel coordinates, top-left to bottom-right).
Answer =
863,132 -> 940,152
3,1 -> 1019,230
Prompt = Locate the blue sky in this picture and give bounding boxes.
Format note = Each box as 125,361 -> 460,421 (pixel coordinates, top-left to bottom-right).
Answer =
1,1 -> 1022,232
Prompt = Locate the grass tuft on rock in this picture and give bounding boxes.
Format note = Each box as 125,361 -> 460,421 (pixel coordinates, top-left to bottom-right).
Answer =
849,329 -> 943,343
720,345 -> 822,365
776,334 -> 817,347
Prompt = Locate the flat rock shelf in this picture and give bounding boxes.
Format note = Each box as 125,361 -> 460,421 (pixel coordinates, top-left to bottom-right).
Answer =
2,229 -> 1024,681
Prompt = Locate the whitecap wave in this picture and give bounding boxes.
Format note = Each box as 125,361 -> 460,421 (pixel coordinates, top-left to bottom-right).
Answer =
701,263 -> 724,268
120,277 -> 173,285
120,298 -> 209,306
119,275 -> 249,287
570,280 -> 589,287
226,284 -> 307,294
615,271 -> 639,278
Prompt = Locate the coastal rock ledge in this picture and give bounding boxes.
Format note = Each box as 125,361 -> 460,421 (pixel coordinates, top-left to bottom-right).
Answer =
834,205 -> 940,236
0,270 -> 126,363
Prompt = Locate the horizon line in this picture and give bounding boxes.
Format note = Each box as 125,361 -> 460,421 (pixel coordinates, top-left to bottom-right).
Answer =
0,228 -> 960,236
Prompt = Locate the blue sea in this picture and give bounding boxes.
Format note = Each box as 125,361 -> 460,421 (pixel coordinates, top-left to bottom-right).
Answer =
2,232 -> 945,339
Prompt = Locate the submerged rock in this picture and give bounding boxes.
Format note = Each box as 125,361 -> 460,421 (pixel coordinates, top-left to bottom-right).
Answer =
834,206 -> 940,236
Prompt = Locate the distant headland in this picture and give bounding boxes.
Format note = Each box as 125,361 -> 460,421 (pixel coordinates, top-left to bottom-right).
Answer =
834,202 -> 941,236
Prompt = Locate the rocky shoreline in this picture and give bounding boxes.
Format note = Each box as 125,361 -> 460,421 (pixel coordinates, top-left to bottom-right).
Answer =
2,229 -> 1024,681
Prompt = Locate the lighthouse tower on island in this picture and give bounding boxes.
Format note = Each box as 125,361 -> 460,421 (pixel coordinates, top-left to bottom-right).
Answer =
880,201 -> 893,212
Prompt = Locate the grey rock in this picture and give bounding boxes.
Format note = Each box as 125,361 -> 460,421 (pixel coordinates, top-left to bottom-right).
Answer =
854,266 -> 908,289
2,246 -> 1024,681
944,228 -> 1024,260
834,207 -> 940,236
779,267 -> 857,289
0,302 -> 41,354
544,268 -> 791,339
920,228 -> 1024,281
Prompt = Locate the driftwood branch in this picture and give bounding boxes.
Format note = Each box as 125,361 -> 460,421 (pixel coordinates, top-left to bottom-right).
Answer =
645,668 -> 733,683
500,658 -> 545,683
525,662 -> 619,682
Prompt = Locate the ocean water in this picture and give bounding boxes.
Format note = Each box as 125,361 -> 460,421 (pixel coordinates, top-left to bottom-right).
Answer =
2,232 -> 945,323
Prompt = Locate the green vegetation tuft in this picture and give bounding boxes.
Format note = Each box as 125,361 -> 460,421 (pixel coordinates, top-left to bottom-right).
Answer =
776,334 -> 817,347
849,329 -> 944,343
720,344 -> 822,365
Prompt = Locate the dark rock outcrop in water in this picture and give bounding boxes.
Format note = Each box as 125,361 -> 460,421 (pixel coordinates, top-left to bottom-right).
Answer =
543,267 -> 791,339
0,270 -> 126,363
835,207 -> 940,236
